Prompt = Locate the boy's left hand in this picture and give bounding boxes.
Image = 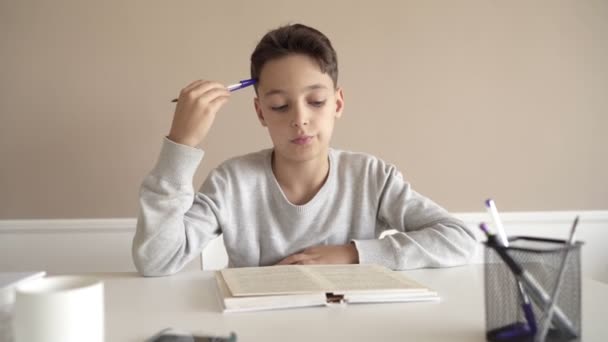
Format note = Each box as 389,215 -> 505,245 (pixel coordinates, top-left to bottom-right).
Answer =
276,243 -> 359,265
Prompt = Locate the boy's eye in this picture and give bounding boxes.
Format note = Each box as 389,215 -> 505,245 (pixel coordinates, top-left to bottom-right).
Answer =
270,104 -> 288,112
310,100 -> 326,107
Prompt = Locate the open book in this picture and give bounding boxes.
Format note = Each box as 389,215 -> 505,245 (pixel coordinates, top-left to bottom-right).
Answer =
214,264 -> 438,313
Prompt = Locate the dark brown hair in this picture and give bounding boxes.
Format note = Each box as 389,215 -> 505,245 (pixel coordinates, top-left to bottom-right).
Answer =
250,23 -> 338,92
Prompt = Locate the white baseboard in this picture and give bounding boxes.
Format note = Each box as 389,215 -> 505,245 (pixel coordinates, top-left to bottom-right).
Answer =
1,211 -> 606,283
0,218 -> 136,233
454,210 -> 608,244
458,211 -> 607,284
2,211 -> 603,233
455,210 -> 608,225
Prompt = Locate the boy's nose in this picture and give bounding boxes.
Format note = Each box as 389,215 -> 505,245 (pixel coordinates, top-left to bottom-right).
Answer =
291,120 -> 308,127
291,106 -> 309,127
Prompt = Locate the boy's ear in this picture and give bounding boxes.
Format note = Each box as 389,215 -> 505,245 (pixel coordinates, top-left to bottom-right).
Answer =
254,97 -> 267,127
334,88 -> 345,119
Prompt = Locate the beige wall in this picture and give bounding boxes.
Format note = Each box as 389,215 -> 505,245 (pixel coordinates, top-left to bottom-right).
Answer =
1,0 -> 606,219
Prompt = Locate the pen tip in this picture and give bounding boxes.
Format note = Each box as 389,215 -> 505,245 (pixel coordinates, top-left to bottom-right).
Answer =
572,216 -> 580,229
485,199 -> 493,207
479,222 -> 490,234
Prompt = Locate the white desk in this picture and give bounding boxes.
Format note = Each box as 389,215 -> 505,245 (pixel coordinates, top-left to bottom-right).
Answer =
2,265 -> 604,341
92,264 -> 606,342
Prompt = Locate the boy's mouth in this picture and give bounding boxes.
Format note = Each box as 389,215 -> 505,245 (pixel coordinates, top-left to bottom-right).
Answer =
291,135 -> 314,145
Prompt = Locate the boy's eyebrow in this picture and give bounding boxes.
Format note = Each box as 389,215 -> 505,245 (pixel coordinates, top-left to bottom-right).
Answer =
263,84 -> 328,98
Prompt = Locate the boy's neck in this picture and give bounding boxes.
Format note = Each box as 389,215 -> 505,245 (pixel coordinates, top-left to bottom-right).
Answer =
271,149 -> 330,205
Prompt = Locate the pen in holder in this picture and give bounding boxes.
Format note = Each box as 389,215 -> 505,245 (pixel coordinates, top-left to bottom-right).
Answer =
484,236 -> 583,342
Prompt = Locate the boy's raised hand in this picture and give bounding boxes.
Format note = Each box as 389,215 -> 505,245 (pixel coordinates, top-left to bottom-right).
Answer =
276,243 -> 359,266
168,80 -> 231,147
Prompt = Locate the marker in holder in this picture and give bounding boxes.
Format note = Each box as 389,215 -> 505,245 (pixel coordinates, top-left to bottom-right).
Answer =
484,236 -> 583,342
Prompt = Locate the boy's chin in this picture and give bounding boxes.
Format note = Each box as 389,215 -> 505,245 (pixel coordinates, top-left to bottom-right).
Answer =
276,145 -> 329,163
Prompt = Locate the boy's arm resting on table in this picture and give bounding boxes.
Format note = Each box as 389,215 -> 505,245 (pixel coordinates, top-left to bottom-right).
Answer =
352,163 -> 477,270
132,138 -> 222,277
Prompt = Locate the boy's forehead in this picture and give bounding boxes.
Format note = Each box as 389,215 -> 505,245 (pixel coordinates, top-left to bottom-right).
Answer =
257,54 -> 334,95
262,84 -> 328,98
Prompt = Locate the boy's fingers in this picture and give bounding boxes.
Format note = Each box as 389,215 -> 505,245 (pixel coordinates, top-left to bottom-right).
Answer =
208,94 -> 230,107
182,79 -> 207,93
206,95 -> 230,115
179,80 -> 227,101
296,259 -> 316,265
187,81 -> 227,99
195,88 -> 230,109
276,253 -> 312,265
275,256 -> 295,265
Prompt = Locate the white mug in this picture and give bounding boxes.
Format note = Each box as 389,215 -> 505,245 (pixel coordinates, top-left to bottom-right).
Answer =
13,276 -> 104,342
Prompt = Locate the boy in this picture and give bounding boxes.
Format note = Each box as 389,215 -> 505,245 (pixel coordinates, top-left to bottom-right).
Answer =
133,24 -> 476,276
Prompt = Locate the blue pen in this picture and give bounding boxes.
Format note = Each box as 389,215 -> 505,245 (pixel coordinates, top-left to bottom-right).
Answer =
171,78 -> 256,102
226,78 -> 256,92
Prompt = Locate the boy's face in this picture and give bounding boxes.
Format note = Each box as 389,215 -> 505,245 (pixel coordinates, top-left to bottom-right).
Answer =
254,54 -> 344,164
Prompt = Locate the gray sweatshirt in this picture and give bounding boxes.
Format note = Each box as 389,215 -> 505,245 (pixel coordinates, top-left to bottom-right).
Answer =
133,138 -> 477,276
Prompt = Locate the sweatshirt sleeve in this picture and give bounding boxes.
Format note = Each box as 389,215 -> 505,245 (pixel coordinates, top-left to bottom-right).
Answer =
132,137 -> 224,277
352,162 -> 477,270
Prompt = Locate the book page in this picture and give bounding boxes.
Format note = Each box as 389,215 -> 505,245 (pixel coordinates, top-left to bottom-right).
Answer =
220,266 -> 325,296
220,265 -> 428,297
215,271 -> 234,299
215,272 -> 327,312
305,264 -> 426,292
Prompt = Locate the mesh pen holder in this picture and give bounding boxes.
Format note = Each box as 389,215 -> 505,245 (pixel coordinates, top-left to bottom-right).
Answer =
484,237 -> 583,342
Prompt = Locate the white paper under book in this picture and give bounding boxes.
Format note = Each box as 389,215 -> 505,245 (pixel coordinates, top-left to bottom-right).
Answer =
215,264 -> 439,313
